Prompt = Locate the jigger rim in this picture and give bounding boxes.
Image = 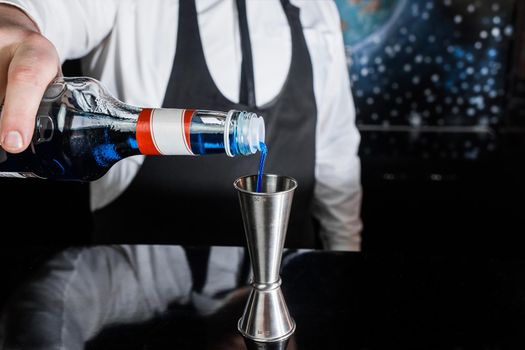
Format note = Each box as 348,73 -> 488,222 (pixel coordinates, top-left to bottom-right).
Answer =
233,174 -> 298,196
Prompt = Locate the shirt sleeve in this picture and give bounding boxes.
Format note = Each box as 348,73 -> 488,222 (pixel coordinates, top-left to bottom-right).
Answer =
307,1 -> 363,251
0,0 -> 118,61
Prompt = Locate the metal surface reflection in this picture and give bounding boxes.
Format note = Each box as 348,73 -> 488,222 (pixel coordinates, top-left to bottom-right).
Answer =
3,247 -> 525,348
0,245 -> 304,350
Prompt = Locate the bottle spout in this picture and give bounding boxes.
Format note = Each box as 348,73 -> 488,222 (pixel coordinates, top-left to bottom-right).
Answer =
248,114 -> 265,153
226,110 -> 265,156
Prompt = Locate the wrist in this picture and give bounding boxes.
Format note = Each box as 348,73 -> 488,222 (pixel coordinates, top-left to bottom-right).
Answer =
0,3 -> 39,33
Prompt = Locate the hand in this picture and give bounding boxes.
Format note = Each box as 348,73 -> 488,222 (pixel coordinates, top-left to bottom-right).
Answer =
0,4 -> 60,153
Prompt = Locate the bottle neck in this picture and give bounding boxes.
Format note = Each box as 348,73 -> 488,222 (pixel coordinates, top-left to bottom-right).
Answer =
135,108 -> 265,156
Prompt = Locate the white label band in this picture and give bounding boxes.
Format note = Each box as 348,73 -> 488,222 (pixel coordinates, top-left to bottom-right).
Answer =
151,109 -> 194,155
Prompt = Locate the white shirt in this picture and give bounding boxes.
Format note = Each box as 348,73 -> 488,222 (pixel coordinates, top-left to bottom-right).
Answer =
1,0 -> 363,251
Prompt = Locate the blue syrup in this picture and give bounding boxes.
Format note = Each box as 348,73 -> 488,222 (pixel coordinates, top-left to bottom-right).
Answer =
256,142 -> 267,193
0,104 -> 138,181
189,114 -> 230,155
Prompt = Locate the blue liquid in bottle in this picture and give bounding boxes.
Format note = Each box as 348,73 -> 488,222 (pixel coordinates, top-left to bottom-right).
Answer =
256,142 -> 267,193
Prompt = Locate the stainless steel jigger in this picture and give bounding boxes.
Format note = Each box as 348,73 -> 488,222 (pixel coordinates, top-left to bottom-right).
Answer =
234,174 -> 297,347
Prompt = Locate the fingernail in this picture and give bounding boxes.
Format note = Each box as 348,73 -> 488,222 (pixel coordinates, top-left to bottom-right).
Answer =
2,131 -> 23,150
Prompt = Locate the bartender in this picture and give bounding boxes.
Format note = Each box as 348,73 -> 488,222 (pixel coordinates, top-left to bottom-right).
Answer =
0,0 -> 362,250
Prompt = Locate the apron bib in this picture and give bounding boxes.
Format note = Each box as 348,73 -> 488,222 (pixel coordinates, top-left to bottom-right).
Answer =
94,0 -> 317,248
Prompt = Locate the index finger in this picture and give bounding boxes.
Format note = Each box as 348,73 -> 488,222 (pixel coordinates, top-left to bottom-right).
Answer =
0,34 -> 58,153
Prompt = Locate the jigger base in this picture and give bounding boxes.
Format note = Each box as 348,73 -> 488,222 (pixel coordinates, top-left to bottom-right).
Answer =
237,318 -> 296,343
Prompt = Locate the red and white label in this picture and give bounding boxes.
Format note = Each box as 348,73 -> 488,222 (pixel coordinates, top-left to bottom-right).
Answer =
137,108 -> 194,155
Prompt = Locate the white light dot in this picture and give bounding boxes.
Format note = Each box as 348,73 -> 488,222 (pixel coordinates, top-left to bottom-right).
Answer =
366,97 -> 374,105
466,67 -> 475,75
492,27 -> 501,37
404,64 -> 412,72
454,15 -> 463,23
492,3 -> 500,12
361,68 -> 369,77
504,25 -> 513,36
412,76 -> 421,85
409,113 -> 422,126
475,41 -> 483,49
375,57 -> 383,65
480,31 -> 488,39
431,74 -> 440,82
493,16 -> 501,25
378,65 -> 386,73
415,55 -> 424,63
373,86 -> 381,94
491,105 -> 500,113
467,4 -> 476,13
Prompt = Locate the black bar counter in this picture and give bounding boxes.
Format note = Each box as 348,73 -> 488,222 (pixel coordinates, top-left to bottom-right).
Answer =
1,245 -> 525,349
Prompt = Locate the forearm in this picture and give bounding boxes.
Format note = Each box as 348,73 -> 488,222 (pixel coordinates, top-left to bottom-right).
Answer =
314,154 -> 363,251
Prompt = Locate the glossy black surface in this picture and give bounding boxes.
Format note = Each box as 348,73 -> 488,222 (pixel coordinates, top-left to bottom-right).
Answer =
2,246 -> 525,349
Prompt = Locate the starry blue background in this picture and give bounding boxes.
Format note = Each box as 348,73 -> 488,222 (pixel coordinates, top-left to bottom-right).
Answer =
335,0 -> 516,128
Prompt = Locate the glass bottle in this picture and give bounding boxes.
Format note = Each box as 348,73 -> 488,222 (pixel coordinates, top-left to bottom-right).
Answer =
0,77 -> 265,181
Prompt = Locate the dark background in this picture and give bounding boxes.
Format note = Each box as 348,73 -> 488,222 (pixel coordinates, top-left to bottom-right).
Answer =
0,0 -> 525,258
1,2 -> 525,348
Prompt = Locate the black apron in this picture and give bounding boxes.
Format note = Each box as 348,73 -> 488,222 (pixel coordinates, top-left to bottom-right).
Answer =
93,0 -> 318,248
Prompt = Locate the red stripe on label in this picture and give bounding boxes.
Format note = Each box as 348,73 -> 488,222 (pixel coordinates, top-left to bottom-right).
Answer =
137,108 -> 161,155
183,109 -> 194,154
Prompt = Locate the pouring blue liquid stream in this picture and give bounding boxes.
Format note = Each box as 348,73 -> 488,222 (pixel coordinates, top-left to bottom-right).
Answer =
256,142 -> 267,193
